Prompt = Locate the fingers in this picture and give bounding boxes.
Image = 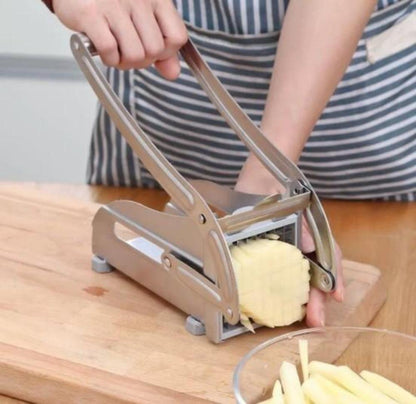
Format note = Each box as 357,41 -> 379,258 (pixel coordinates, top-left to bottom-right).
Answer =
131,3 -> 165,62
154,56 -> 182,81
105,5 -> 145,70
300,214 -> 345,328
57,0 -> 187,76
301,216 -> 315,253
155,0 -> 188,54
301,214 -> 345,301
305,244 -> 344,328
332,242 -> 345,302
126,0 -> 188,77
306,287 -> 327,327
153,0 -> 188,79
86,17 -> 120,67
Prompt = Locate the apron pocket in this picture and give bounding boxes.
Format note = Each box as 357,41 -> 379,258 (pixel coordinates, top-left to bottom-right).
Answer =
367,12 -> 416,64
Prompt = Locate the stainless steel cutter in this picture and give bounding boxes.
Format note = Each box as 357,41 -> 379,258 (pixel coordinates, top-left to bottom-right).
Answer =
71,33 -> 337,343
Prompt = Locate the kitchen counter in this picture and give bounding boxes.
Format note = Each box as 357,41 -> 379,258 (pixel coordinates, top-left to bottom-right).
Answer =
0,182 -> 414,403
25,182 -> 416,334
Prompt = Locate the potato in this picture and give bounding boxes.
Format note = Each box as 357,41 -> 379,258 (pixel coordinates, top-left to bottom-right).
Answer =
280,361 -> 305,404
230,239 -> 310,329
312,374 -> 365,404
302,377 -> 333,404
298,339 -> 309,383
272,380 -> 285,404
311,364 -> 396,404
360,370 -> 416,404
255,352 -> 415,404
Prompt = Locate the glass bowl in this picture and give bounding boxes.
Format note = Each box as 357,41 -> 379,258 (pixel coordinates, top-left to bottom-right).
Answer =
233,326 -> 416,403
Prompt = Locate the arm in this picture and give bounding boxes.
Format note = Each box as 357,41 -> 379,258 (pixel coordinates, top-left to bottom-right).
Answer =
235,0 -> 377,195
236,0 -> 377,326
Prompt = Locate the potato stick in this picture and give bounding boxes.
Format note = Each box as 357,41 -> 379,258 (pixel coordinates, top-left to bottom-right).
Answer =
272,380 -> 285,404
258,399 -> 274,404
302,378 -> 333,404
313,374 -> 366,404
280,361 -> 306,404
298,339 -> 309,382
334,366 -> 397,404
309,360 -> 339,380
360,370 -> 416,404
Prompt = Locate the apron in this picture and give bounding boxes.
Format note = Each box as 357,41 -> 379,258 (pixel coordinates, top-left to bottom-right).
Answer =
87,0 -> 416,201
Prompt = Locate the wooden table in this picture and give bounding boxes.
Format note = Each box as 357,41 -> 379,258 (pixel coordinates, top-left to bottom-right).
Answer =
0,182 -> 415,403
23,182 -> 416,334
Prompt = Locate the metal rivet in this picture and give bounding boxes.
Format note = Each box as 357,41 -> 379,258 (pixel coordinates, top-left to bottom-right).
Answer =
199,214 -> 206,224
163,257 -> 172,269
322,275 -> 330,287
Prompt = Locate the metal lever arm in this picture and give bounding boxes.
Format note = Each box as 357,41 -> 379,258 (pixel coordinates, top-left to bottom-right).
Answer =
71,34 -> 201,216
71,33 -> 240,323
180,41 -> 303,195
305,187 -> 337,292
180,41 -> 337,291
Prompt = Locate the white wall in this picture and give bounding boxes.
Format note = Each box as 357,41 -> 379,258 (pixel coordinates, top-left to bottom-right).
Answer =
0,0 -> 72,57
0,0 -> 97,183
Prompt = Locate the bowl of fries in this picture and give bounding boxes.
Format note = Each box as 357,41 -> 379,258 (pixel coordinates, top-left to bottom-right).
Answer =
233,326 -> 416,403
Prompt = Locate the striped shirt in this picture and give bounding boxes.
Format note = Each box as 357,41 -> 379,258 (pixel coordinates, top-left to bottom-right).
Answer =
87,0 -> 416,201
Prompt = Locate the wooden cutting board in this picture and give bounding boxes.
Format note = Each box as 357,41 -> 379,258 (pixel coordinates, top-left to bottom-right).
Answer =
0,185 -> 386,403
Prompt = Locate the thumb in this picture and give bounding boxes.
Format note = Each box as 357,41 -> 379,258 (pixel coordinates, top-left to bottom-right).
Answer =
154,55 -> 181,80
306,287 -> 326,327
301,216 -> 315,253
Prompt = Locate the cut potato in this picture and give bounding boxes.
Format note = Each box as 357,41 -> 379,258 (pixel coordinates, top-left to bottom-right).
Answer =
312,374 -> 366,404
302,378 -> 333,404
360,370 -> 416,404
298,339 -> 309,383
309,360 -> 339,380
258,399 -> 274,404
331,366 -> 397,404
272,380 -> 285,404
255,337 -> 415,404
280,361 -> 305,404
230,239 -> 310,328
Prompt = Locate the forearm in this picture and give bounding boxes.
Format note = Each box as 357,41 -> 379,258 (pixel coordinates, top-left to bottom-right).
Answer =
262,0 -> 377,162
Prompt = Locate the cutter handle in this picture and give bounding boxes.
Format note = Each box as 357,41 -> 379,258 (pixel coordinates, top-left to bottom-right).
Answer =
70,33 -> 241,324
180,41 -> 302,195
71,33 -> 199,216
180,41 -> 337,291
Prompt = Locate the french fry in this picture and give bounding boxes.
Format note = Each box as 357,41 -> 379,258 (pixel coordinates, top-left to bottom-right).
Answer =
313,374 -> 366,404
272,379 -> 285,404
334,366 -> 397,404
308,360 -> 338,380
280,361 -> 306,404
302,377 -> 333,404
298,339 -> 309,383
360,370 -> 416,404
256,336 -> 415,404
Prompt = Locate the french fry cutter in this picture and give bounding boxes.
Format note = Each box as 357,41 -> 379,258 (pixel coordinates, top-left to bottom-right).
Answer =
71,33 -> 337,344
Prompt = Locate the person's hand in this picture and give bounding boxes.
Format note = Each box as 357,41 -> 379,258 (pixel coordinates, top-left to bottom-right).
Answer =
301,217 -> 344,327
53,0 -> 188,79
235,156 -> 345,327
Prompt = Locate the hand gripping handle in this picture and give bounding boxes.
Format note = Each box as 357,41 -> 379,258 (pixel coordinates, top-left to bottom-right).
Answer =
179,41 -> 336,292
